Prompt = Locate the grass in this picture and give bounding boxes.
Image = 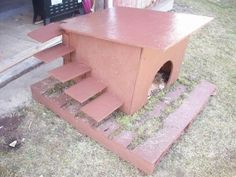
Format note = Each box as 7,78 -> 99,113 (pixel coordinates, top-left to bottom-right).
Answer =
0,166 -> 15,177
115,83 -> 180,128
114,83 -> 187,149
0,0 -> 236,176
44,80 -> 76,97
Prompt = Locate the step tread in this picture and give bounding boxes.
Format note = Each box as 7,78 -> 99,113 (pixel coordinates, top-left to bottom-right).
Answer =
28,22 -> 62,43
65,77 -> 106,103
81,92 -> 123,123
49,62 -> 91,82
34,44 -> 74,63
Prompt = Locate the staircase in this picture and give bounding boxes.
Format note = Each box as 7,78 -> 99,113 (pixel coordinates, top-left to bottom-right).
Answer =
29,23 -> 123,124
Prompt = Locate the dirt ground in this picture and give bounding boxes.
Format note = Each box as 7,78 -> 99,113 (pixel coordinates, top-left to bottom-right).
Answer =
0,0 -> 236,176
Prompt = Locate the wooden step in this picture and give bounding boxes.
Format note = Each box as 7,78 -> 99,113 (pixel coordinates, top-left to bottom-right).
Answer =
49,62 -> 91,82
34,44 -> 74,63
65,77 -> 106,103
81,92 -> 123,123
28,22 -> 62,43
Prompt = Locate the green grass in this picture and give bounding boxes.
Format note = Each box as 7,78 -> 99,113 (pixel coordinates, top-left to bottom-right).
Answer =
114,82 -> 187,149
0,1 -> 236,176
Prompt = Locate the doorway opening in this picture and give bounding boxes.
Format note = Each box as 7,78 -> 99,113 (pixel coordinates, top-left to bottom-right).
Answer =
148,61 -> 173,98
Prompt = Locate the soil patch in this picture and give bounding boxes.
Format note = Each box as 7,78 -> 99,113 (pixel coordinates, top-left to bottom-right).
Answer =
0,114 -> 24,151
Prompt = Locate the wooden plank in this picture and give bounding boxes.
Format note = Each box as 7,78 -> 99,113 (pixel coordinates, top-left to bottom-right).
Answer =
113,131 -> 134,147
81,92 -> 123,123
49,62 -> 91,82
0,36 -> 62,74
133,80 -> 216,164
65,77 -> 106,103
34,44 -> 74,63
60,8 -> 213,51
97,119 -> 120,137
28,22 -> 62,43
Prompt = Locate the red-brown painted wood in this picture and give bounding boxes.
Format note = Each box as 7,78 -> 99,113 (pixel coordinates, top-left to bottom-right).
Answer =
113,131 -> 134,148
33,77 -> 60,94
31,80 -> 154,174
61,7 -> 213,51
149,85 -> 186,117
136,85 -> 186,126
28,22 -> 62,43
133,80 -> 216,165
65,77 -> 106,103
31,78 -> 216,174
29,7 -> 214,175
34,44 -> 74,63
59,8 -> 213,114
81,92 -> 123,123
49,62 -> 91,82
97,119 -> 120,137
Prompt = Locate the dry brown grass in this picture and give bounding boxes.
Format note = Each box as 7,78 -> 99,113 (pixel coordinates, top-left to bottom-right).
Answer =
0,0 -> 236,176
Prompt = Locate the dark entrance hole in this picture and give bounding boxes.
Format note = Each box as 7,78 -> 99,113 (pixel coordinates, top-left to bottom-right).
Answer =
148,61 -> 173,97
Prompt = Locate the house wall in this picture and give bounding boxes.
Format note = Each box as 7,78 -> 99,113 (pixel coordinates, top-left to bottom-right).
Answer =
130,37 -> 190,113
69,34 -> 142,114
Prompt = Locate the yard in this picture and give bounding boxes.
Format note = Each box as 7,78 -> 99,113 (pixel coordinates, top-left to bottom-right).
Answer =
0,0 -> 236,176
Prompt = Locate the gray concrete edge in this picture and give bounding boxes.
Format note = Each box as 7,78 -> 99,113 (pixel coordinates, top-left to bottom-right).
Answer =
0,58 -> 43,89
